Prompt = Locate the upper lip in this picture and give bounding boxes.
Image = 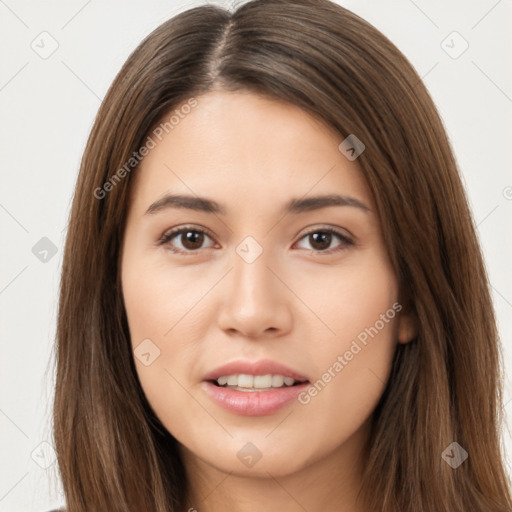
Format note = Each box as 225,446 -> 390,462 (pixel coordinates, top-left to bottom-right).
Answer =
203,359 -> 310,382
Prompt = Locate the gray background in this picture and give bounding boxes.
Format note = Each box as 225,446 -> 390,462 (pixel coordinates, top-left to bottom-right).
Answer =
1,0 -> 511,510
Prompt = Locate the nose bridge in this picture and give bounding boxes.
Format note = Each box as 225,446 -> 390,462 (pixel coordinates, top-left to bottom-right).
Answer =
217,235 -> 292,336
231,235 -> 279,308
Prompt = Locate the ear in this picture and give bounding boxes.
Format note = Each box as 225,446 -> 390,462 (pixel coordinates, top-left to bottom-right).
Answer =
396,308 -> 418,344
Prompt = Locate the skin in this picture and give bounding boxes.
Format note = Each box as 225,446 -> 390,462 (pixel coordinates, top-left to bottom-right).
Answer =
120,90 -> 416,512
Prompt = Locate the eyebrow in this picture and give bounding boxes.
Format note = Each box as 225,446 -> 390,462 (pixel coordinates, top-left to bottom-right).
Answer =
145,193 -> 370,216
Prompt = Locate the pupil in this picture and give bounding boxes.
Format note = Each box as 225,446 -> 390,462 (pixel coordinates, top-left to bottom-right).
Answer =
183,231 -> 204,249
310,232 -> 331,250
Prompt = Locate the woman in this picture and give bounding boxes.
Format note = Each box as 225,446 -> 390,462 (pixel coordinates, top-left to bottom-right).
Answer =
52,0 -> 512,510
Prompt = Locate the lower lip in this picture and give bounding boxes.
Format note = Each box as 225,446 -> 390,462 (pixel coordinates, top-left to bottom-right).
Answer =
202,381 -> 310,416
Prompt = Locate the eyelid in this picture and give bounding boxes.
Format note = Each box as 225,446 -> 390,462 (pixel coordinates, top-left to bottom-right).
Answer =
160,224 -> 216,241
296,223 -> 354,241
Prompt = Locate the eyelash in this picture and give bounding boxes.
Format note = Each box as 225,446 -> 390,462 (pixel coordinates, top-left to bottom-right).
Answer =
157,225 -> 354,256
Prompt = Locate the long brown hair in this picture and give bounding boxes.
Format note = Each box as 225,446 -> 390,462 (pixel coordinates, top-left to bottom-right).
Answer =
53,0 -> 512,510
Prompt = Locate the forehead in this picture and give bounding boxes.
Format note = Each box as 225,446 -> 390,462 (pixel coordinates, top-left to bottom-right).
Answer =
128,90 -> 374,216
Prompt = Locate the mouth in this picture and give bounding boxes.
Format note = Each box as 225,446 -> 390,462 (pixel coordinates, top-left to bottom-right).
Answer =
201,360 -> 310,416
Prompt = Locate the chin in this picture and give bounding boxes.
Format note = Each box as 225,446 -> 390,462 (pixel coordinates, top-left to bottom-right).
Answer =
180,433 -> 325,479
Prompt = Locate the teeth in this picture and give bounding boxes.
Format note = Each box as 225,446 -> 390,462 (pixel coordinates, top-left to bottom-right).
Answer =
272,375 -> 284,387
215,374 -> 300,389
238,374 -> 253,387
254,375 -> 272,388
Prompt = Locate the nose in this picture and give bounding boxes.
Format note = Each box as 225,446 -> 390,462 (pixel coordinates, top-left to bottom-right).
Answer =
217,244 -> 293,339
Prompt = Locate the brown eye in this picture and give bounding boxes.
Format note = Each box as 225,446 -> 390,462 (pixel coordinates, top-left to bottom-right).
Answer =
307,232 -> 332,251
180,230 -> 205,250
159,227 -> 216,254
295,228 -> 353,254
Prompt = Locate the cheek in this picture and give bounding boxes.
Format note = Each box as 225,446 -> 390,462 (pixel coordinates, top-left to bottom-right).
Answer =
122,251 -> 214,348
294,258 -> 399,435
121,251 -> 219,431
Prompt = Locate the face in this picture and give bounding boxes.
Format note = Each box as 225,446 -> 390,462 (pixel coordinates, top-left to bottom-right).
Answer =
121,90 -> 414,479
